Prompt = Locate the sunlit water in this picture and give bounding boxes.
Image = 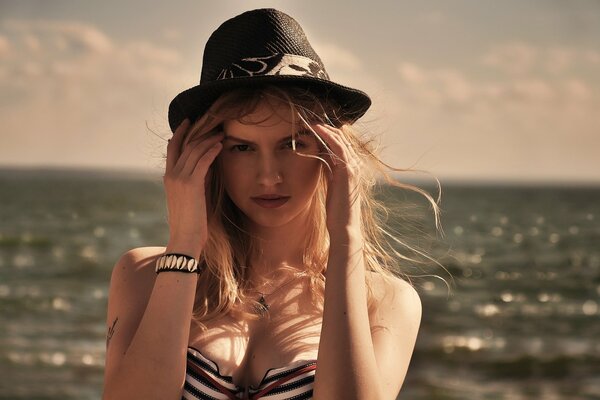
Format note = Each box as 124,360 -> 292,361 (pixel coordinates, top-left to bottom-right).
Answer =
0,169 -> 598,399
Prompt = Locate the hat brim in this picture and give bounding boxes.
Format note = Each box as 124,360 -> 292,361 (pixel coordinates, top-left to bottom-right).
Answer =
167,75 -> 371,134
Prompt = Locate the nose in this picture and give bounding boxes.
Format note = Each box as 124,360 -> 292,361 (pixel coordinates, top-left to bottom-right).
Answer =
256,153 -> 283,186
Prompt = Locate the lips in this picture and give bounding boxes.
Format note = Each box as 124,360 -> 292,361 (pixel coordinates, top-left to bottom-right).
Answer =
254,194 -> 288,200
251,195 -> 290,208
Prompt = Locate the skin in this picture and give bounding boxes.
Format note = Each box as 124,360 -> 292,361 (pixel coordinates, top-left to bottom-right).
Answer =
218,101 -> 324,282
214,100 -> 422,398
103,98 -> 422,399
102,113 -> 224,399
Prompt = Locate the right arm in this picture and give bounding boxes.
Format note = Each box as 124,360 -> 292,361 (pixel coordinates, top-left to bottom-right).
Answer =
102,245 -> 200,400
102,118 -> 224,399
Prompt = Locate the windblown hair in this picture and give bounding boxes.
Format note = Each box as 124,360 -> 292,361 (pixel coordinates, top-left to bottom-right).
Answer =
169,85 -> 444,331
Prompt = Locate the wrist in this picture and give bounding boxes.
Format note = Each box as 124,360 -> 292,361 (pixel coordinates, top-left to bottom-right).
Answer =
166,235 -> 204,260
327,211 -> 361,237
155,252 -> 201,274
328,227 -> 363,247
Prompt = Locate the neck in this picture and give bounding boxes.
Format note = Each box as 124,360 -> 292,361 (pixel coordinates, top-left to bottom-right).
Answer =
245,207 -> 313,286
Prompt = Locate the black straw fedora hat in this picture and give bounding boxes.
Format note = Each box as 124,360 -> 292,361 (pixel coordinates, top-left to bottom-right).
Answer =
167,8 -> 372,133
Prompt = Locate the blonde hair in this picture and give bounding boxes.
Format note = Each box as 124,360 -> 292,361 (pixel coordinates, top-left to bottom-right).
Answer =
168,85 -> 445,331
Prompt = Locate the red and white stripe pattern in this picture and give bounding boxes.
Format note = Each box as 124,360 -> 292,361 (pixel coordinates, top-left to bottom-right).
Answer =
183,347 -> 316,400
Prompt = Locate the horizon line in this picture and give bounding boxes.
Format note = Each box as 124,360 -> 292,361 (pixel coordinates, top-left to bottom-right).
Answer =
0,164 -> 598,188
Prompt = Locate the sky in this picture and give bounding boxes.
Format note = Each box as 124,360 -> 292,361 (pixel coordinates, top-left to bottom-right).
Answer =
1,0 -> 599,185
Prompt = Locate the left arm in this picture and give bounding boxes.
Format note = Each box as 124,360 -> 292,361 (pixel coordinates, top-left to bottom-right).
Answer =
314,230 -> 422,400
311,124 -> 422,400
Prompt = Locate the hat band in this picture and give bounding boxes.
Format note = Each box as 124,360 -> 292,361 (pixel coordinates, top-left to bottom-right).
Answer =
216,53 -> 330,81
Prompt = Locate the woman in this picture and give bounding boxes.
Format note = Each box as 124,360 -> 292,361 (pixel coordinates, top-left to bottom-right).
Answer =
102,8 -> 442,400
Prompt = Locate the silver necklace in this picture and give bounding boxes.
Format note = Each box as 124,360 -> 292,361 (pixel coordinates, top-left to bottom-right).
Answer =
248,272 -> 307,317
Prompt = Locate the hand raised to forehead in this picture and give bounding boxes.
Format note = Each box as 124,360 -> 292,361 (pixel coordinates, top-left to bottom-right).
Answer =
311,124 -> 363,235
163,119 -> 224,252
312,124 -> 362,178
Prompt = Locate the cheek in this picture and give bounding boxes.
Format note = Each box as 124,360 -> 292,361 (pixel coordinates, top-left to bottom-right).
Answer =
218,156 -> 246,197
291,157 -> 322,186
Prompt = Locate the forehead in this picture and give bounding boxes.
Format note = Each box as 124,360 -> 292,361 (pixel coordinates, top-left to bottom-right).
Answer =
223,100 -> 296,134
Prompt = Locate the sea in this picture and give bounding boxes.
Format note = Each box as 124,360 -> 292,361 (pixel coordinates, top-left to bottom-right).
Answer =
0,168 -> 598,400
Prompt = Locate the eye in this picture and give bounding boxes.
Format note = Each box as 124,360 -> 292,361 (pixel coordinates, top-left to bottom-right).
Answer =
285,139 -> 306,150
230,144 -> 251,152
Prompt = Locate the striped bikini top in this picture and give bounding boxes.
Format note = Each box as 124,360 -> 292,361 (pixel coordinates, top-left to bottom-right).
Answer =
183,346 -> 317,400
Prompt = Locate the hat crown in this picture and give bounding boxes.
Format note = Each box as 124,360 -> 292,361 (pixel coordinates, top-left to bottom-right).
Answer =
200,8 -> 325,83
168,8 -> 371,134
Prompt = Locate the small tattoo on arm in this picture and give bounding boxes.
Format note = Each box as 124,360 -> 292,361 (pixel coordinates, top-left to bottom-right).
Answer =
106,317 -> 118,349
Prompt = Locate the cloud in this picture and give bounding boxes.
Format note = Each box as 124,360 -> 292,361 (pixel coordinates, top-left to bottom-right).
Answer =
583,50 -> 600,65
481,42 -> 538,75
389,47 -> 600,183
508,78 -> 556,103
162,28 -> 182,41
545,47 -> 574,74
397,62 -> 475,107
563,78 -> 592,101
0,34 -> 10,55
416,10 -> 448,25
398,52 -> 597,112
4,19 -> 112,55
0,18 -> 192,169
22,33 -> 40,52
1,19 -> 186,105
0,19 -> 368,171
481,41 -> 600,75
0,17 -> 597,183
398,62 -> 426,84
311,41 -> 363,72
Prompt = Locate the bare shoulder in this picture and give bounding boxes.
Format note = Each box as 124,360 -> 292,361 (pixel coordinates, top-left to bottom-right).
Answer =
367,271 -> 422,323
103,246 -> 166,382
367,272 -> 423,394
107,246 -> 167,309
106,245 -> 166,322
112,246 -> 166,277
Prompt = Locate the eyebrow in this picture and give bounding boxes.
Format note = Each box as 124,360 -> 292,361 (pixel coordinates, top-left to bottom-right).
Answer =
224,130 -> 312,145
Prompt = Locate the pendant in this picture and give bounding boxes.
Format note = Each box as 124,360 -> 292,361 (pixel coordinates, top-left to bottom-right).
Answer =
255,294 -> 269,317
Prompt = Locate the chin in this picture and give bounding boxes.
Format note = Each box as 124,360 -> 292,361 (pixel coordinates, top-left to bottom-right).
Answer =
245,213 -> 298,229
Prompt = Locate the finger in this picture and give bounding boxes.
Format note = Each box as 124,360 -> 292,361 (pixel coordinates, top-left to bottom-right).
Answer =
335,128 -> 360,161
178,132 -> 224,176
174,133 -> 221,176
312,124 -> 346,166
313,137 -> 339,179
166,118 -> 191,173
191,141 -> 223,181
323,125 -> 358,161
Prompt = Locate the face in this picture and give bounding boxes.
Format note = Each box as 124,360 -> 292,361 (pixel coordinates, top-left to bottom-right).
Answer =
217,100 -> 323,230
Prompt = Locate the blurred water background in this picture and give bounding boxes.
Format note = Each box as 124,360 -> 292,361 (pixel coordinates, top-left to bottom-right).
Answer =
0,168 -> 598,400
